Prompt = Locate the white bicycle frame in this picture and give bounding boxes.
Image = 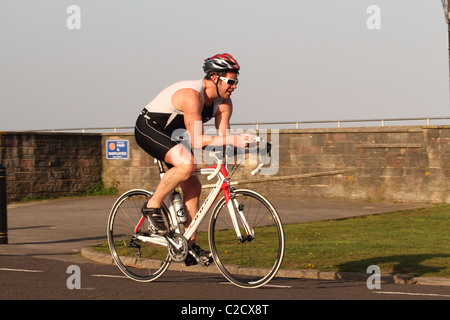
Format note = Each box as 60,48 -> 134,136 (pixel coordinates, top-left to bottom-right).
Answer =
134,155 -> 255,250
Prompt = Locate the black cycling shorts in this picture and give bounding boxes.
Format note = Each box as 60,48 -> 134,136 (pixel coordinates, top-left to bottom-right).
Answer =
134,114 -> 181,166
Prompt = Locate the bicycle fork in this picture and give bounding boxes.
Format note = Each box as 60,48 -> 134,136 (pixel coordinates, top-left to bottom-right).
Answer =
225,190 -> 255,243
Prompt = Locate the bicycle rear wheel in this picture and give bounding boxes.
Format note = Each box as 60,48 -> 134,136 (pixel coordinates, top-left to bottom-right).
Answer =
107,189 -> 171,282
209,189 -> 285,288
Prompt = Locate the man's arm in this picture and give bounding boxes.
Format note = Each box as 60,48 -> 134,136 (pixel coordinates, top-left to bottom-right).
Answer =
214,98 -> 232,136
173,88 -> 249,149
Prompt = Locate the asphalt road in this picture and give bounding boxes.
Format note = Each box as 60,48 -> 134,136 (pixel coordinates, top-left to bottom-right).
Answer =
1,255 -> 449,301
1,195 -> 449,305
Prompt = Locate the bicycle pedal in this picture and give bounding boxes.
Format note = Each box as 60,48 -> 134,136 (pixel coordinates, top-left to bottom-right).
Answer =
183,250 -> 212,267
200,256 -> 213,267
195,252 -> 213,267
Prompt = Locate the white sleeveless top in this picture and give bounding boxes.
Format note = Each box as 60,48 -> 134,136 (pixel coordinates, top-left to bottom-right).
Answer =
143,80 -> 222,130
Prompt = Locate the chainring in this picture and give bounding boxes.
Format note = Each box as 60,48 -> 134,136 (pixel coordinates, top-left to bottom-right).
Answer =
167,234 -> 189,262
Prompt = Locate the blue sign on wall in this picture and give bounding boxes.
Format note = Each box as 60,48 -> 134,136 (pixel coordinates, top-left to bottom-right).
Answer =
106,140 -> 129,160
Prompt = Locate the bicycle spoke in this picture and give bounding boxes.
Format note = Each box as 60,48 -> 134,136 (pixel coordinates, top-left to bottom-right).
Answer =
209,189 -> 285,288
107,189 -> 171,282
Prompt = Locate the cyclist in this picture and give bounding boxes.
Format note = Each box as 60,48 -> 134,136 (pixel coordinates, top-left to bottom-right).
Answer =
135,53 -> 256,266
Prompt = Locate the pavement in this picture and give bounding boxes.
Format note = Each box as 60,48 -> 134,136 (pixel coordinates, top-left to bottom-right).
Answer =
1,195 -> 449,286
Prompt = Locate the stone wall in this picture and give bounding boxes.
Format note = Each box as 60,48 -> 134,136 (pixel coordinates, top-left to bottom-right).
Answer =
102,126 -> 450,203
267,126 -> 450,202
0,132 -> 102,202
101,133 -> 160,193
2,126 -> 450,203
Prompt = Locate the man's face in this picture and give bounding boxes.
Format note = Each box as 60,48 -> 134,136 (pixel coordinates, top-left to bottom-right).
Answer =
216,72 -> 238,99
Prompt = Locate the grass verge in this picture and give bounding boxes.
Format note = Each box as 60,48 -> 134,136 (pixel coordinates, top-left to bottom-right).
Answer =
94,204 -> 450,278
282,204 -> 450,277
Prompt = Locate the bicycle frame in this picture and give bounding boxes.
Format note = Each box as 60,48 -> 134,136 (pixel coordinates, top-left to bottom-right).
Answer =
133,159 -> 254,249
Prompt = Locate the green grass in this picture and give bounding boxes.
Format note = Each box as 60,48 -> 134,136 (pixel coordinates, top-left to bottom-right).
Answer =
19,180 -> 117,202
95,204 -> 450,278
282,204 -> 450,277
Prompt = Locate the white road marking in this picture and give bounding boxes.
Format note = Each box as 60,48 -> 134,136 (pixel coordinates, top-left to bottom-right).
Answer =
91,274 -> 128,279
0,267 -> 43,273
374,291 -> 450,298
219,282 -> 292,288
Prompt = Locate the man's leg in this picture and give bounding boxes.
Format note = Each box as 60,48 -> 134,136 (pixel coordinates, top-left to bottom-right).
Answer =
180,175 -> 201,245
146,144 -> 196,209
180,175 -> 213,266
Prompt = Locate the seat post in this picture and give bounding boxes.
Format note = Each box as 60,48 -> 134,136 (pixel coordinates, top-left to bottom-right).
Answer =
156,159 -> 165,175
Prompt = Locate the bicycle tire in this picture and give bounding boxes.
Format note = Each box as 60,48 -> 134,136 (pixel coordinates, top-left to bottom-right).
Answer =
209,189 -> 285,288
107,189 -> 171,282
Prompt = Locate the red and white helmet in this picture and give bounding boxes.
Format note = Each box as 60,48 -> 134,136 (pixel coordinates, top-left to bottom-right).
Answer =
203,53 -> 240,74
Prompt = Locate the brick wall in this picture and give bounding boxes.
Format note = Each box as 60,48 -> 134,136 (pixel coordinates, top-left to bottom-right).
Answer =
0,132 -> 102,202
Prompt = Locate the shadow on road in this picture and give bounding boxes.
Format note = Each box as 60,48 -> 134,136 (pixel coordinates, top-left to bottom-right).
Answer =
338,254 -> 450,277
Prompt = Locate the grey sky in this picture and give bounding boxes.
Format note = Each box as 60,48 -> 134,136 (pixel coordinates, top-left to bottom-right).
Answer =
0,0 -> 449,131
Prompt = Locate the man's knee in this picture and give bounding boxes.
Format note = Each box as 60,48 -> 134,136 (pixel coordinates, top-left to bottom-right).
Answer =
177,163 -> 196,181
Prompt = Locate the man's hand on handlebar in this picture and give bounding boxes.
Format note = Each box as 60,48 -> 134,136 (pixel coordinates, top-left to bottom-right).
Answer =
234,134 -> 261,148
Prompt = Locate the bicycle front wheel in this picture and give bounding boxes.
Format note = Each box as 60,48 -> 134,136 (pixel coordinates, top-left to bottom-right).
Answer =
107,189 -> 171,282
209,189 -> 285,288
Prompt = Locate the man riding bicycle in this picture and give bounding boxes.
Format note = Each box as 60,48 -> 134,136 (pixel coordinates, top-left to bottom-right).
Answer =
134,53 -> 255,266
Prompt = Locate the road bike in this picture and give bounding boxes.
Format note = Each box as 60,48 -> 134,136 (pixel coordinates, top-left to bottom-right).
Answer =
107,140 -> 285,288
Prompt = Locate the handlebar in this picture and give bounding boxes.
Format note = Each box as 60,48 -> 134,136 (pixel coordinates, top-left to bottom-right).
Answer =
206,137 -> 272,180
251,137 -> 271,176
207,157 -> 223,180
